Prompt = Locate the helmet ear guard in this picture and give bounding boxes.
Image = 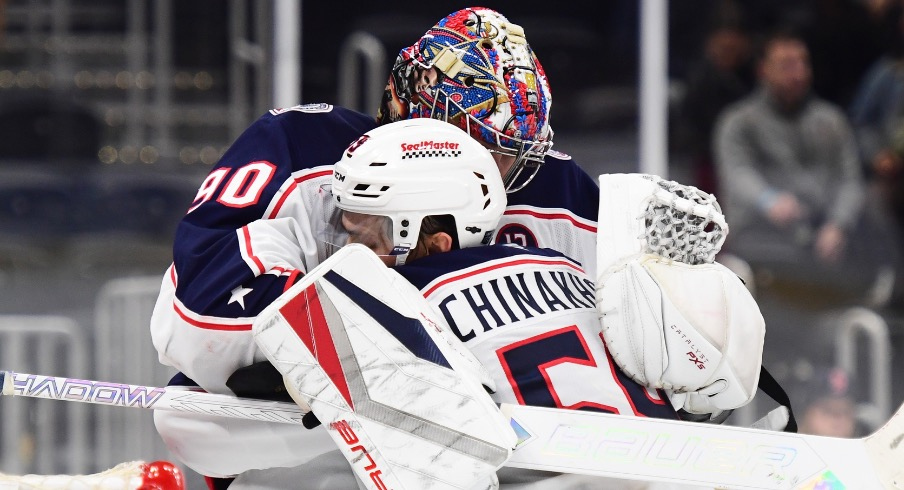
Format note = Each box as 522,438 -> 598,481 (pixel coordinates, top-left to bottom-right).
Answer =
331,118 -> 507,265
376,7 -> 553,193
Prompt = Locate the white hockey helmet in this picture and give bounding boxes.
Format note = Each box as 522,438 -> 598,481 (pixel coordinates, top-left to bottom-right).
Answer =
332,118 -> 506,264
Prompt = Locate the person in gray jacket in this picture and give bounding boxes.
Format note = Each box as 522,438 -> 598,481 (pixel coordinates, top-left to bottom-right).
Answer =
713,28 -> 865,268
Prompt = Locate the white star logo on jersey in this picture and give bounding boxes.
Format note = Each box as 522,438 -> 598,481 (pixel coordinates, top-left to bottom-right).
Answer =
228,286 -> 253,310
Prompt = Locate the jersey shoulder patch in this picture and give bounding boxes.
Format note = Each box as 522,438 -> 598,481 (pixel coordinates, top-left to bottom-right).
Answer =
546,149 -> 572,160
269,103 -> 333,116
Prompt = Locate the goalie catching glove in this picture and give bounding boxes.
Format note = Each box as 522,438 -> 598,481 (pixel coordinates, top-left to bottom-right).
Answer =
596,173 -> 765,412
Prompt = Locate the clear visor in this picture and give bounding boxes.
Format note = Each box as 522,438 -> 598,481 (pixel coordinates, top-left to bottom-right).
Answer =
340,212 -> 396,255
318,194 -> 410,265
426,87 -> 553,193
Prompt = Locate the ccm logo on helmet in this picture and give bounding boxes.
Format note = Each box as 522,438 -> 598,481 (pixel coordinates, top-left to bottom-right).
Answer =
334,171 -> 346,182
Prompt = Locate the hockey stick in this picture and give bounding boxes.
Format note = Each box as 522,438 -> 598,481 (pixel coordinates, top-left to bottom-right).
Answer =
0,370 -> 308,425
3,370 -> 902,489
502,403 -> 903,489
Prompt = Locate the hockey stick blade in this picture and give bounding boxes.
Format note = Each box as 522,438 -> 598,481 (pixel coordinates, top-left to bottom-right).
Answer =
4,370 -> 902,488
501,402 -> 904,489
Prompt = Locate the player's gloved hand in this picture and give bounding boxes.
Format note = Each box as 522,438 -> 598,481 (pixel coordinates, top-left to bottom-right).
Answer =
226,361 -> 324,429
301,411 -> 321,429
225,361 -> 295,403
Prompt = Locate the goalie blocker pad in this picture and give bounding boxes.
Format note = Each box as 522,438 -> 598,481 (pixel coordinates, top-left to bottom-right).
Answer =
252,244 -> 516,490
598,255 -> 765,411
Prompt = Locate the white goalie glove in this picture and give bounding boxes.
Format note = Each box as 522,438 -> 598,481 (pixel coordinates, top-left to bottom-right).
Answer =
596,173 -> 765,413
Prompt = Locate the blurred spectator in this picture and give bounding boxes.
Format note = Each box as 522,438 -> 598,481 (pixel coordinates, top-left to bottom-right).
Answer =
849,4 -> 904,234
712,28 -> 866,270
677,20 -> 754,195
846,4 -> 904,309
795,365 -> 859,437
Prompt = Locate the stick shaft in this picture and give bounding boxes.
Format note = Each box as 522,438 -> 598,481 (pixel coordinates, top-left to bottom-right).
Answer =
1,370 -> 306,424
502,402 -> 901,489
4,370 -> 901,488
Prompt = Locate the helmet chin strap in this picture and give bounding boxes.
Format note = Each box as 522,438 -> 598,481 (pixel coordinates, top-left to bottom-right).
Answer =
392,234 -> 437,265
388,244 -> 412,266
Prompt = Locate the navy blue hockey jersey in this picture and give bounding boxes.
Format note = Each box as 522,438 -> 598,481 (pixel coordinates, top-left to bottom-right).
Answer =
151,104 -> 600,394
396,245 -> 677,419
151,104 -> 376,392
496,149 -> 599,278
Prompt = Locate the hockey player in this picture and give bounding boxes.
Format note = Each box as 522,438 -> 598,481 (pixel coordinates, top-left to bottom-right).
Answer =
376,7 -> 598,275
151,7 -> 599,488
276,117 -> 759,489
239,118 -> 682,490
331,119 -> 679,421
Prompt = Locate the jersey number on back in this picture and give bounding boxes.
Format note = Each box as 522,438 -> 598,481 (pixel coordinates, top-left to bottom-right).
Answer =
188,161 -> 276,213
496,325 -> 664,415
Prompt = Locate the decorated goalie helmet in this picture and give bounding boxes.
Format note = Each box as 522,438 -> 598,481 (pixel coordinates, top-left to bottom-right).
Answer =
376,7 -> 553,193
331,118 -> 506,264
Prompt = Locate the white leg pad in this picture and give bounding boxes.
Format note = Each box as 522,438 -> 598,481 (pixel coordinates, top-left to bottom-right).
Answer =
253,244 -> 515,490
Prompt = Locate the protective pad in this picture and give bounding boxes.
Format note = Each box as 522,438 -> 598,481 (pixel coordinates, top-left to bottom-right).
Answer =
596,174 -> 763,411
598,255 -> 764,410
252,244 -> 515,490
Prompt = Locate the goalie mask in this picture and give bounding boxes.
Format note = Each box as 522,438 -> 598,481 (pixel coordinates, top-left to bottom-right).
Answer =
376,7 -> 553,193
331,118 -> 506,265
